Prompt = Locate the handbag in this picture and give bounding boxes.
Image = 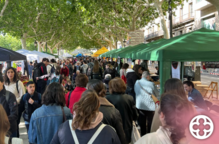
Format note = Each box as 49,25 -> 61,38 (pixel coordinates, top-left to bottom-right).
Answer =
131,121 -> 141,144
121,70 -> 127,83
138,82 -> 159,104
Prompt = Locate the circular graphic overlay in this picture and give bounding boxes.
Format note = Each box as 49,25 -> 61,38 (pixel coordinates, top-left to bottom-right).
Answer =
189,115 -> 214,140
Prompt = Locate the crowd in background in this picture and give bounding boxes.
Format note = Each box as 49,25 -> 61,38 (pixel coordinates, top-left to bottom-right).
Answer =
0,56 -> 214,144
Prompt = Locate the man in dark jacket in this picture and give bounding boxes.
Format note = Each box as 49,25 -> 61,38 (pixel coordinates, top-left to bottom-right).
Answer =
66,61 -> 73,78
36,58 -> 49,95
73,62 -> 82,74
0,75 -> 18,137
19,81 -> 41,132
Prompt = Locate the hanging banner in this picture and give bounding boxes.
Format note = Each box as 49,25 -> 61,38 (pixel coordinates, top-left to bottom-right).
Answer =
172,62 -> 181,79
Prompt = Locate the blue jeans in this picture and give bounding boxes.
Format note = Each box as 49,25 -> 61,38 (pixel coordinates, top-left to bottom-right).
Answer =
10,131 -> 17,138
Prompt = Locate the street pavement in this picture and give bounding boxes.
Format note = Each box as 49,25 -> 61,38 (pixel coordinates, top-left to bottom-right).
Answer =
19,72 -> 219,144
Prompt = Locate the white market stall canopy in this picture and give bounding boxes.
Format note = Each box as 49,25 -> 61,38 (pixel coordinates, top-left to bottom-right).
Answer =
71,49 -> 93,56
32,50 -> 55,60
63,53 -> 72,58
16,49 -> 43,62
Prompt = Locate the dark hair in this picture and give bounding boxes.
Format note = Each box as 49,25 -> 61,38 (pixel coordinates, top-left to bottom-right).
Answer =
26,81 -> 35,87
164,78 -> 187,100
4,67 -> 18,85
83,60 -> 87,64
34,63 -> 37,68
87,79 -> 106,97
133,65 -> 142,78
75,74 -> 88,87
0,75 -> 3,83
55,66 -> 61,75
109,78 -> 126,94
42,83 -> 65,107
93,60 -> 99,73
42,58 -> 49,62
72,90 -> 100,130
51,59 -> 56,63
183,81 -> 194,88
122,63 -> 129,69
30,62 -> 33,64
159,93 -> 194,144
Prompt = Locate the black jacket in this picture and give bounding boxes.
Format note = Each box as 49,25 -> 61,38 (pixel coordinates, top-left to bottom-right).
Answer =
106,93 -> 138,143
73,66 -> 82,73
65,84 -> 74,91
126,71 -> 140,98
99,97 -> 127,144
19,92 -> 41,122
104,68 -> 116,79
50,121 -> 121,144
67,64 -> 74,75
91,68 -> 102,80
0,87 -> 18,133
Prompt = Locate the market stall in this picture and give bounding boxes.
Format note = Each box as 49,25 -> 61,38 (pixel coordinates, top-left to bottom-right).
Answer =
32,50 -> 55,60
92,47 -> 109,57
16,49 -> 43,62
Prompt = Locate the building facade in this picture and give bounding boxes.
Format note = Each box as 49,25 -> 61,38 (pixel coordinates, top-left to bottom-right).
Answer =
144,0 -> 219,42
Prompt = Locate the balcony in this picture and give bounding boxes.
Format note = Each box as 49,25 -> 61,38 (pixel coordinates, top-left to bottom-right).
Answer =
173,12 -> 195,27
145,30 -> 164,41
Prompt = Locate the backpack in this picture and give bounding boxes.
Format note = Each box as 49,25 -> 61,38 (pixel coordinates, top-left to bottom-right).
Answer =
50,64 -> 55,74
33,65 -> 41,82
87,67 -> 92,76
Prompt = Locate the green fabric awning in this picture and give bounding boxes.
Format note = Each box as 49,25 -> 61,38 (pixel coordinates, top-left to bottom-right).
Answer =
109,45 -> 133,58
134,28 -> 219,62
100,49 -> 117,57
42,51 -> 58,58
119,40 -> 165,59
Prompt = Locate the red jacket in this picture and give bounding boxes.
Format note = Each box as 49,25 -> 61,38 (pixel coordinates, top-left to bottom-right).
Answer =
61,67 -> 69,77
65,87 -> 86,113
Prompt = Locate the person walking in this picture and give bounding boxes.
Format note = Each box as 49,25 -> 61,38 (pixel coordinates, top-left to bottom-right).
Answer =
134,71 -> 159,136
104,64 -> 116,79
28,83 -> 72,144
87,80 -> 127,144
51,90 -> 121,144
107,78 -> 138,143
60,64 -> 69,77
126,65 -> 143,101
91,60 -> 102,80
66,61 -> 74,80
19,81 -> 41,132
35,58 -> 49,95
65,74 -> 88,113
0,75 -> 18,138
81,60 -> 88,74
28,62 -> 34,79
4,67 -> 25,137
136,94 -> 194,144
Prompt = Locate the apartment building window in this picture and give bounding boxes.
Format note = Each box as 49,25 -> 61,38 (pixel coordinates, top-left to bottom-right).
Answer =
189,3 -> 193,17
180,31 -> 183,35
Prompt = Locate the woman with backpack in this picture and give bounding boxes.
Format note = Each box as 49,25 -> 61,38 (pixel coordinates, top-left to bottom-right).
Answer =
50,90 -> 121,144
4,67 -> 25,137
91,60 -> 102,80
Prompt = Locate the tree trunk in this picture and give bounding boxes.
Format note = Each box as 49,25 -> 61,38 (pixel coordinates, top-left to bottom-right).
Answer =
20,33 -> 27,49
48,46 -> 53,54
154,0 -> 170,39
37,42 -> 41,52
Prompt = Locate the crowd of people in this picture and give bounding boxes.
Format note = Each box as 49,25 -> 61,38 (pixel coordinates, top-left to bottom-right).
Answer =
0,56 -> 211,144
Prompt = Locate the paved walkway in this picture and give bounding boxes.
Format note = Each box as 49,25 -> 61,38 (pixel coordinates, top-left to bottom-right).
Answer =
19,118 -> 28,144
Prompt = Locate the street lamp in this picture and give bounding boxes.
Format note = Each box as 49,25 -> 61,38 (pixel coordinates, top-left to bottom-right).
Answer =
123,39 -> 126,48
34,41 -> 37,50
